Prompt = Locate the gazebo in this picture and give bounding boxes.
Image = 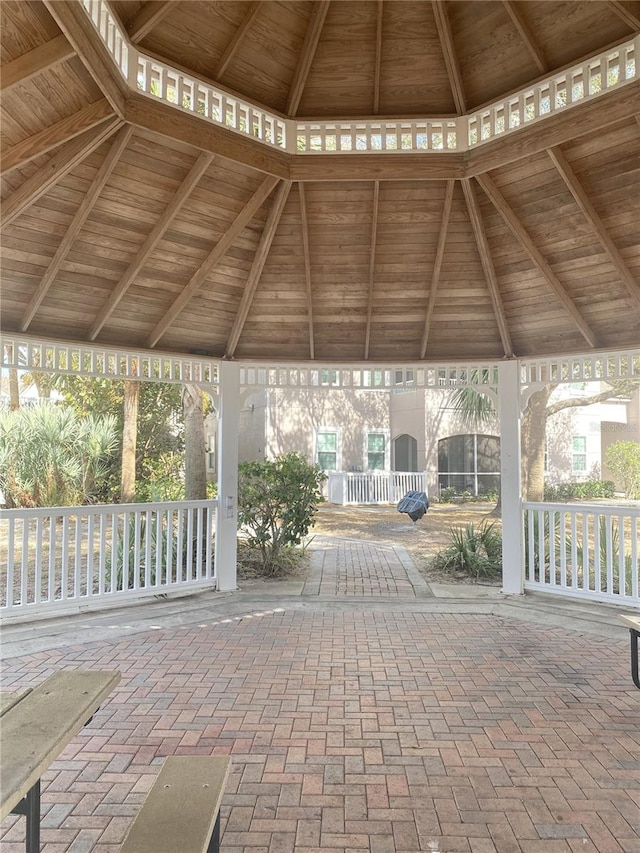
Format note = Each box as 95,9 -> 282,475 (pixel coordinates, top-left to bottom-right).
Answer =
1,0 -> 639,611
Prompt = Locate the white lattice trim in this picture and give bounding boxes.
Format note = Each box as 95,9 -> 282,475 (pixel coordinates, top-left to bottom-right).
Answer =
520,350 -> 640,387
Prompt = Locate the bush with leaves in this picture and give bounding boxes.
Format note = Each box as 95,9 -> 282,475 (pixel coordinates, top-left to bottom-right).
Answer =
237,453 -> 326,574
543,479 -> 615,502
430,521 -> 502,581
604,441 -> 640,500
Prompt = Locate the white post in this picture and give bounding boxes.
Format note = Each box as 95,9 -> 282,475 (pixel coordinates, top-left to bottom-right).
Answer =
215,360 -> 240,591
498,360 -> 524,594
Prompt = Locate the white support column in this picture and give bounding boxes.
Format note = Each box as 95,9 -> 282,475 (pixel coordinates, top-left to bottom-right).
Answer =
498,359 -> 524,594
215,360 -> 240,591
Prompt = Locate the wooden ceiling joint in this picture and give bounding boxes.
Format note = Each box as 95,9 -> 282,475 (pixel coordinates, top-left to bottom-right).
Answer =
1,100 -> 114,176
501,1 -> 547,74
475,173 -> 599,349
608,1 -> 640,30
547,147 -> 640,309
0,35 -> 75,93
298,184 -> 316,359
89,151 -> 215,340
286,1 -> 331,117
461,178 -> 513,358
20,125 -> 135,332
420,180 -> 454,359
432,0 -> 466,114
225,181 -> 293,357
126,1 -> 178,43
364,181 -> 380,360
148,175 -> 280,348
1,118 -> 123,229
373,1 -> 384,114
214,1 -> 261,80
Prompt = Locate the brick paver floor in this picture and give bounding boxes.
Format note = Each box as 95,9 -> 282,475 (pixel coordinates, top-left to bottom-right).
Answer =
1,540 -> 639,853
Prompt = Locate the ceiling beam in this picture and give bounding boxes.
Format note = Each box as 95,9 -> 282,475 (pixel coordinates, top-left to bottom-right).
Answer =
548,146 -> 640,308
501,1 -> 547,74
148,175 -> 280,348
420,179 -> 454,359
89,151 -> 214,340
21,126 -> 135,332
364,181 -> 380,360
126,1 -> 178,43
432,0 -> 466,114
373,1 -> 384,114
286,1 -> 331,116
291,152 -> 464,181
1,100 -> 114,176
461,178 -> 513,358
1,118 -> 122,229
225,181 -> 293,357
298,184 -> 316,359
0,35 -> 75,93
475,173 -> 599,349
608,1 -> 640,30
214,1 -> 261,80
43,0 -> 128,118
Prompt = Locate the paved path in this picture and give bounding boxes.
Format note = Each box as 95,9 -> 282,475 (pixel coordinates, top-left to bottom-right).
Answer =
1,538 -> 639,853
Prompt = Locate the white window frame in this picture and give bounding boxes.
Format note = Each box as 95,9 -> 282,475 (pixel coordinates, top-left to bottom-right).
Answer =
315,428 -> 341,472
572,435 -> 587,472
364,429 -> 389,472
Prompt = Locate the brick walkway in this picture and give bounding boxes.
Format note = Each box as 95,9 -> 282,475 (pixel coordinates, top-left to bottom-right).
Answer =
1,540 -> 639,853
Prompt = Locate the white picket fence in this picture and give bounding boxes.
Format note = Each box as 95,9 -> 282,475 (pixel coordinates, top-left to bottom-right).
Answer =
327,472 -> 428,505
0,500 -> 217,621
523,502 -> 640,605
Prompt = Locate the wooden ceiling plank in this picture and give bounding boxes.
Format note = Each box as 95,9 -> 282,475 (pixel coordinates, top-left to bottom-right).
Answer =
0,35 -> 75,93
501,1 -> 547,74
432,0 -> 466,115
148,175 -> 280,348
475,173 -> 599,348
373,1 -> 384,114
286,0 -> 331,117
1,118 -> 123,229
20,125 -> 135,332
126,1 -> 178,43
225,181 -> 293,357
291,152 -> 463,181
608,1 -> 640,30
89,151 -> 214,340
298,183 -> 315,359
548,147 -> 640,308
214,1 -> 261,79
461,178 -> 513,358
364,181 -> 380,360
43,0 -> 128,117
1,100 -> 114,176
420,180 -> 454,359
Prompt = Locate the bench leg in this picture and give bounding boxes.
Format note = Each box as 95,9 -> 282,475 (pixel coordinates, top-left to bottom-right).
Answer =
631,629 -> 640,690
206,812 -> 221,853
12,779 -> 41,853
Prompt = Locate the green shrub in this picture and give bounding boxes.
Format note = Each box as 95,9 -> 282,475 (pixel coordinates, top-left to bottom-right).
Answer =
604,441 -> 640,500
543,480 -> 615,502
430,521 -> 502,580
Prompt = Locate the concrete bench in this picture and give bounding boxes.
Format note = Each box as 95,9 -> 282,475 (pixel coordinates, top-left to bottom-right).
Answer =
121,756 -> 231,853
620,614 -> 640,690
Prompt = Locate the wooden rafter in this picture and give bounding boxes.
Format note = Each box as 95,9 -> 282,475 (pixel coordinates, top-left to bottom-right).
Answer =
20,126 -> 135,332
501,1 -> 546,74
420,180 -> 454,359
148,175 -> 280,348
126,1 -> 178,43
286,1 -> 331,117
89,152 -> 214,340
1,100 -> 114,176
461,179 -> 513,357
0,119 -> 122,229
373,1 -> 384,114
475,173 -> 599,348
364,181 -> 380,360
608,1 -> 640,30
298,184 -> 316,359
548,147 -> 640,308
0,35 -> 74,93
214,1 -> 261,79
432,0 -> 466,115
291,152 -> 463,182
225,181 -> 293,357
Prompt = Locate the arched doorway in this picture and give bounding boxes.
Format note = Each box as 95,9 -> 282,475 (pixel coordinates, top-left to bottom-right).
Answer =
394,434 -> 418,472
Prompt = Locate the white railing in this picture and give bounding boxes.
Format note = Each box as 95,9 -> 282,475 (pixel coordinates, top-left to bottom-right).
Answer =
78,2 -> 637,155
0,499 -> 217,621
523,502 -> 640,606
328,472 -> 428,505
521,350 -> 640,388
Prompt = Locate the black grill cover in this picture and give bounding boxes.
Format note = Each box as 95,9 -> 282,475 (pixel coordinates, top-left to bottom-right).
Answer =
397,490 -> 429,522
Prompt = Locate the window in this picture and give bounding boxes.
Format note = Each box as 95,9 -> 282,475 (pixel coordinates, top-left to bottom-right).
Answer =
317,431 -> 338,470
437,434 -> 500,496
367,433 -> 386,470
572,436 -> 587,471
320,369 -> 338,386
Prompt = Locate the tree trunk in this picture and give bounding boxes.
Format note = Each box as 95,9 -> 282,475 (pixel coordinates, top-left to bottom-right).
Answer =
182,383 -> 207,500
121,379 -> 140,502
8,368 -> 19,410
521,386 -> 552,501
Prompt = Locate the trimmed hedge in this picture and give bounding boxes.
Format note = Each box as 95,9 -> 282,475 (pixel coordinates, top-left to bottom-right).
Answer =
543,479 -> 615,502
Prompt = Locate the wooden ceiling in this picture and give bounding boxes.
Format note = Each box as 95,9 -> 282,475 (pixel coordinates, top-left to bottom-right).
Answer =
1,0 -> 639,363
